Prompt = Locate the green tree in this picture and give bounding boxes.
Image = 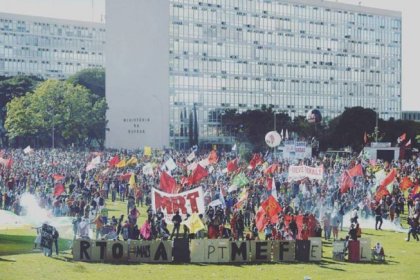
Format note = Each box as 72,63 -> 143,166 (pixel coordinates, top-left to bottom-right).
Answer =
67,68 -> 105,98
0,75 -> 43,144
5,80 -> 104,147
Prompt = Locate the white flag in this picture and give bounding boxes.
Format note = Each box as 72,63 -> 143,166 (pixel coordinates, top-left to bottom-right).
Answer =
231,144 -> 237,151
165,157 -> 177,171
280,129 -> 284,139
186,151 -> 196,162
23,145 -> 33,154
187,162 -> 198,172
142,163 -> 154,175
199,158 -> 209,168
285,129 -> 289,140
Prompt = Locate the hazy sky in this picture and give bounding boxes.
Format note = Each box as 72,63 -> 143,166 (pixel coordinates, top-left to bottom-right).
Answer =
0,0 -> 418,111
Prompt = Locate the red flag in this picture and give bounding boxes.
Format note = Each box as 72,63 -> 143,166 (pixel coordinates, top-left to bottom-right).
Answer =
375,185 -> 390,201
227,159 -> 238,173
411,185 -> 420,196
339,171 -> 353,193
159,171 -> 177,193
119,173 -> 131,181
266,177 -> 274,191
380,169 -> 397,188
261,196 -> 282,223
108,155 -> 120,167
6,158 -> 13,169
255,207 -> 269,232
52,174 -> 65,182
208,150 -> 218,164
264,164 -> 279,175
188,164 -> 209,185
348,164 -> 363,177
180,176 -> 189,186
53,184 -> 65,197
400,177 -> 413,191
248,153 -> 263,170
397,133 -> 406,143
363,132 -> 368,144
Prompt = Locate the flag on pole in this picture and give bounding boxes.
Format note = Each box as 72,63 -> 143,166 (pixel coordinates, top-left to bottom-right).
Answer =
53,184 -> 65,197
116,159 -> 127,168
108,155 -> 120,167
234,188 -> 248,209
405,139 -> 412,147
397,133 -> 406,144
126,156 -> 138,166
400,177 -> 413,191
348,164 -> 363,177
339,171 -> 353,193
248,153 -> 263,170
186,151 -> 196,162
86,155 -> 101,171
160,171 -> 177,193
285,129 -> 289,140
266,177 -> 274,191
280,129 -> 284,139
144,146 -> 152,156
52,174 -> 65,182
380,169 -> 397,193
227,159 -> 238,173
208,150 -> 218,164
264,163 -> 279,175
23,145 -> 34,154
164,157 -> 177,171
182,213 -> 205,233
232,172 -> 249,187
261,196 -> 282,223
363,132 -> 368,144
188,164 -> 209,185
231,144 -> 237,151
142,163 -> 154,176
129,173 -> 136,189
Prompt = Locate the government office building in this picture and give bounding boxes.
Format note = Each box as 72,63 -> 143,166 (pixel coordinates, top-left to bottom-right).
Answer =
0,12 -> 105,79
106,0 -> 402,150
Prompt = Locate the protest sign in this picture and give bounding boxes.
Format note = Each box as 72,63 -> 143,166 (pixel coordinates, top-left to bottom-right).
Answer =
151,187 -> 205,223
288,165 -> 324,181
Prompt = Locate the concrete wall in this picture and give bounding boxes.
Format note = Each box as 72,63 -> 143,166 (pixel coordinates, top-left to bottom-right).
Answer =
105,0 -> 169,149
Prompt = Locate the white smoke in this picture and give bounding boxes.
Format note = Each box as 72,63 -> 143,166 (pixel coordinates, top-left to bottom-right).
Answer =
343,212 -> 408,233
19,193 -> 74,238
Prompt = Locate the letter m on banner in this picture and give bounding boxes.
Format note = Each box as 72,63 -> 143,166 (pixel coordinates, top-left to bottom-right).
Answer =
151,187 -> 205,223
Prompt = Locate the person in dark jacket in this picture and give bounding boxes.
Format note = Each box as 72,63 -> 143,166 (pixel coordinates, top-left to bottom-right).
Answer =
170,210 -> 182,239
52,227 -> 59,256
289,215 -> 298,240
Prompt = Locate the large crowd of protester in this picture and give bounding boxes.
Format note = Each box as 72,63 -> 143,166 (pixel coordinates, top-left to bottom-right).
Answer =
1,145 -> 419,252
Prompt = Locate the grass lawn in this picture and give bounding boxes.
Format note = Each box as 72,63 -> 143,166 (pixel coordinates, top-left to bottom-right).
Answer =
0,199 -> 419,280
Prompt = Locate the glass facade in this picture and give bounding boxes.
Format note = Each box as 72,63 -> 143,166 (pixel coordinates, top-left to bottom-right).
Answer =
168,0 -> 402,148
0,13 -> 105,79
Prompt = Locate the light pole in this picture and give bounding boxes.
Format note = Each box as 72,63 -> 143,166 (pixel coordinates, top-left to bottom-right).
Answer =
273,111 -> 277,131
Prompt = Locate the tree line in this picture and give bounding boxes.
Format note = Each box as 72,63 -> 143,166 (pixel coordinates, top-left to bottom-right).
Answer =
221,106 -> 420,152
0,68 -> 107,148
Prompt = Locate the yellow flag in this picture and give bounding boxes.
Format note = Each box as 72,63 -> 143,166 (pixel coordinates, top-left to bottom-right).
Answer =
116,159 -> 126,168
126,156 -> 138,166
129,173 -> 136,189
144,146 -> 152,156
183,213 -> 205,234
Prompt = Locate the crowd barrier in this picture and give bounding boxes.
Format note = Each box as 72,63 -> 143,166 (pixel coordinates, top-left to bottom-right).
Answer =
73,237 -> 375,264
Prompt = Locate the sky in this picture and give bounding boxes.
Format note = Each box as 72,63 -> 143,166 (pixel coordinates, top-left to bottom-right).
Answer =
0,0 -> 418,111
